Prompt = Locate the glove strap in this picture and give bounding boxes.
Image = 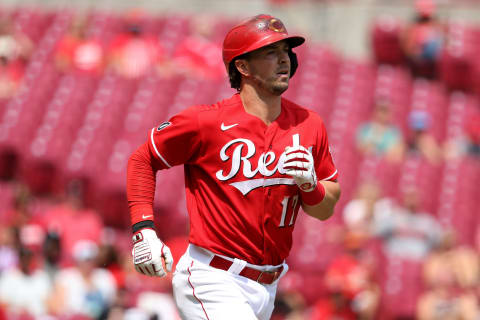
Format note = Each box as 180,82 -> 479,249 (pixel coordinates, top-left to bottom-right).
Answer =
300,183 -> 326,206
132,220 -> 155,234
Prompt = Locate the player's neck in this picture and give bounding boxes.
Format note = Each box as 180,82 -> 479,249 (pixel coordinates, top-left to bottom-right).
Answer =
239,86 -> 281,126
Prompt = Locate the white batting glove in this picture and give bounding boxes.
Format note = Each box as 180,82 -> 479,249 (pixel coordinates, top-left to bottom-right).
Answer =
282,145 -> 318,192
132,228 -> 173,277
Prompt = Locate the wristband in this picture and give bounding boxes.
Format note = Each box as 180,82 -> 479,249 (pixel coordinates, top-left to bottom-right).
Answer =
300,183 -> 326,206
132,220 -> 155,234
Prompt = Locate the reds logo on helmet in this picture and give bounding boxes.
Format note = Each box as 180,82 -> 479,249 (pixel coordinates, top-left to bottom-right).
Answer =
222,14 -> 305,68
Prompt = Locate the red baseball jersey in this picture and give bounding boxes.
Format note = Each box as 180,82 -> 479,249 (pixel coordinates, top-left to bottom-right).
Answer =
142,93 -> 337,265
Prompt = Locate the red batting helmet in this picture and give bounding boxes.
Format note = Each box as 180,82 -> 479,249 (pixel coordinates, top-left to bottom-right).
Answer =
222,14 -> 305,68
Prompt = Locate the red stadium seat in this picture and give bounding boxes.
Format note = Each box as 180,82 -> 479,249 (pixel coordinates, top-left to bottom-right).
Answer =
439,22 -> 480,92
397,154 -> 443,214
409,78 -> 448,142
374,65 -> 413,133
371,16 -> 406,65
437,156 -> 480,246
377,258 -> 424,320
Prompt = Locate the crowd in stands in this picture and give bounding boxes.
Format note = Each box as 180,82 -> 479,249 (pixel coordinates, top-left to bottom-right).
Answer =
0,163 -> 186,319
371,0 -> 480,163
0,8 -> 226,101
0,2 -> 479,319
0,17 -> 32,100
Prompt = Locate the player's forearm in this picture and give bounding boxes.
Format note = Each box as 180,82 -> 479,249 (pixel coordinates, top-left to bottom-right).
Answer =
127,143 -> 158,225
302,181 -> 341,221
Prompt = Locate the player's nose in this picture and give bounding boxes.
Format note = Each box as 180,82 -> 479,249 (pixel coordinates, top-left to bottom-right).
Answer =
279,50 -> 289,64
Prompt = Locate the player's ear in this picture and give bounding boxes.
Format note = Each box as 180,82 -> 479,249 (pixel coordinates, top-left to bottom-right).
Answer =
234,59 -> 250,77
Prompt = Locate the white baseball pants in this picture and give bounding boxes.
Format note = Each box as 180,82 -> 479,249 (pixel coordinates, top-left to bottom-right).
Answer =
172,244 -> 288,320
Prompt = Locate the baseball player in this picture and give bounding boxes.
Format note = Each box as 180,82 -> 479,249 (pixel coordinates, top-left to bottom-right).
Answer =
127,14 -> 341,320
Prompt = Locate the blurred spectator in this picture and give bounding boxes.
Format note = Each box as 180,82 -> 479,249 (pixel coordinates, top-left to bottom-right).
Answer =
0,17 -> 33,99
423,231 -> 479,292
97,232 -> 126,290
406,109 -> 443,163
23,159 -> 60,197
107,11 -> 166,79
270,291 -> 306,320
0,60 -> 23,99
0,226 -> 19,273
443,109 -> 480,160
0,246 -> 52,317
356,101 -> 405,162
373,187 -> 443,261
342,181 -> 394,239
48,240 -> 117,318
1,183 -> 31,228
0,148 -> 19,182
42,231 -> 62,283
465,113 -> 480,156
55,17 -> 105,76
37,178 -> 103,266
171,14 -> 225,80
310,292 -> 357,320
417,232 -> 479,319
417,287 -> 479,320
314,232 -> 380,320
0,19 -> 32,61
135,291 -> 181,320
401,0 -> 444,79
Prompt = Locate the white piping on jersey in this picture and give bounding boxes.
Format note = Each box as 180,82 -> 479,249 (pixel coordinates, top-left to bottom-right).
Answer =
150,128 -> 171,168
321,169 -> 338,181
230,178 -> 296,196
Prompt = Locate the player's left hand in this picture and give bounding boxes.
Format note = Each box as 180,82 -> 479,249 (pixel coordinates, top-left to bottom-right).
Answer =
282,145 -> 317,192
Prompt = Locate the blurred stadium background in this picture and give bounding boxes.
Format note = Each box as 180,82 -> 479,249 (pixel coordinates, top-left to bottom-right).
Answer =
0,0 -> 479,319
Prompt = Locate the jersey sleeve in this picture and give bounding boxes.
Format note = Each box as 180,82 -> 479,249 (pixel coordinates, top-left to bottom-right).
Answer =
148,106 -> 202,169
314,120 -> 338,181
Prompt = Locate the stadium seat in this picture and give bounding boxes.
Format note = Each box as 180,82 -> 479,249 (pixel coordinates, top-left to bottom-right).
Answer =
371,16 -> 406,65
437,156 -> 479,246
377,258 -> 424,319
409,79 -> 448,142
397,154 -> 443,214
374,65 -> 413,133
439,22 -> 479,92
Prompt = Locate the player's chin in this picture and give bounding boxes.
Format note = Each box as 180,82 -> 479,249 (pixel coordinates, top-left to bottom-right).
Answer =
271,81 -> 289,96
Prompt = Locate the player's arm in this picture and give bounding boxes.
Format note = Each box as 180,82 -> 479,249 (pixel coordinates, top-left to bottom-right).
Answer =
127,142 -> 158,225
301,180 -> 341,221
127,142 -> 173,277
127,108 -> 201,277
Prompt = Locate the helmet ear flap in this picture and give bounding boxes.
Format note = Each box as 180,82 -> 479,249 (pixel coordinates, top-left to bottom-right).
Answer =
288,50 -> 299,78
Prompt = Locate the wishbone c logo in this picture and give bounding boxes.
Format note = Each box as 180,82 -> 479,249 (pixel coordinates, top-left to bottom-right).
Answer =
268,18 -> 286,33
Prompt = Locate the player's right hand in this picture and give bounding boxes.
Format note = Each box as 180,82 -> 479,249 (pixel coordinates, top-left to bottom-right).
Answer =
132,228 -> 173,277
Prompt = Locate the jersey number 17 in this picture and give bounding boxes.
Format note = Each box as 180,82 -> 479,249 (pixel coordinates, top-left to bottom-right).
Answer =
279,195 -> 299,227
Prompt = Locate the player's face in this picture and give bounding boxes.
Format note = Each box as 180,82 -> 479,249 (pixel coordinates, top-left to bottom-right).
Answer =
245,41 -> 291,96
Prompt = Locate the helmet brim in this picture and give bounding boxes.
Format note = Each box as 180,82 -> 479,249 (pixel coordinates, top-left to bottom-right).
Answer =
285,36 -> 306,49
240,35 -> 305,59
224,34 -> 305,67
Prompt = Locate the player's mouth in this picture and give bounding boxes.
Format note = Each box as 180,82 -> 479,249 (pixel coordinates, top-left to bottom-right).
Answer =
276,69 -> 290,79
